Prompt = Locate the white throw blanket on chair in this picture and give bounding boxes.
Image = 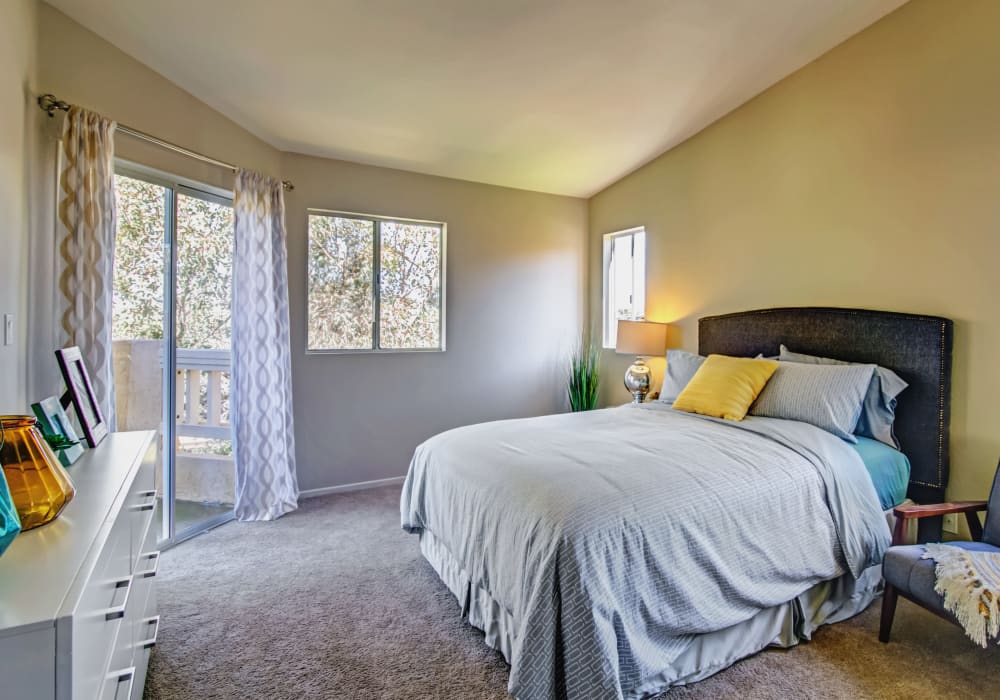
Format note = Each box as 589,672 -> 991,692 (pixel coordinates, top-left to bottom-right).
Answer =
923,543 -> 1000,647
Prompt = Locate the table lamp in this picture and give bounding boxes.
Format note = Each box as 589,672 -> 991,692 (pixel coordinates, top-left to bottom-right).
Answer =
615,320 -> 668,404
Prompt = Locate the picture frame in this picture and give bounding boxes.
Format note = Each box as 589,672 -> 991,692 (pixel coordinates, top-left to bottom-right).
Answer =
55,346 -> 109,448
31,396 -> 86,467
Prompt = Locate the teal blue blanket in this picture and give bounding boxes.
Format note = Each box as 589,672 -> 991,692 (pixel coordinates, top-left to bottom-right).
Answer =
851,436 -> 911,510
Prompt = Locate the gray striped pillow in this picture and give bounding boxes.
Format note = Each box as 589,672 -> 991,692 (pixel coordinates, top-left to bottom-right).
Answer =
778,345 -> 907,448
750,362 -> 875,441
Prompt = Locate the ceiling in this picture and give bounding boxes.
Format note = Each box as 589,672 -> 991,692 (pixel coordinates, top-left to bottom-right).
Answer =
46,0 -> 907,197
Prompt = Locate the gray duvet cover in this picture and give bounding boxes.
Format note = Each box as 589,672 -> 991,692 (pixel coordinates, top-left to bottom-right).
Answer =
400,404 -> 890,699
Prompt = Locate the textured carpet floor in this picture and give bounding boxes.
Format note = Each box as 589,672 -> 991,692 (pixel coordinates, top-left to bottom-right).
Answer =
145,486 -> 1000,699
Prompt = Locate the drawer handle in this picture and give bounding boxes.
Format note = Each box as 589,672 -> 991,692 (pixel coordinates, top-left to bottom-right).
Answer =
104,575 -> 134,620
130,490 -> 157,512
105,666 -> 135,700
138,615 -> 161,649
138,550 -> 161,578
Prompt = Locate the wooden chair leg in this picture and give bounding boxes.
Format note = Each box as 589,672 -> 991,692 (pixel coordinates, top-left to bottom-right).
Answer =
879,584 -> 898,643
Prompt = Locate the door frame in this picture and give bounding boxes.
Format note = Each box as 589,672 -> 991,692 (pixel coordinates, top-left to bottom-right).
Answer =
115,161 -> 236,548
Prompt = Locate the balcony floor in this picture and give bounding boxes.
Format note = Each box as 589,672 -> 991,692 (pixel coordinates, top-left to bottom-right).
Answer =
174,499 -> 233,534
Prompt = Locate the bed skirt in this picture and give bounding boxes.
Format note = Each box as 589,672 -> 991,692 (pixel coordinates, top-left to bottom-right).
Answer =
419,529 -> 881,699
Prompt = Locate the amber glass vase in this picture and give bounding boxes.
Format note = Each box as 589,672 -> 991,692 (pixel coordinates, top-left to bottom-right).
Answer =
0,416 -> 76,530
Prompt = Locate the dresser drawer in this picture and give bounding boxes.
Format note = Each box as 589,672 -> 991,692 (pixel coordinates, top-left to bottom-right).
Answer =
127,443 -> 157,566
117,515 -> 160,674
130,513 -> 160,631
70,506 -> 133,700
127,585 -> 159,700
104,621 -> 134,700
99,666 -> 137,700
99,489 -> 158,699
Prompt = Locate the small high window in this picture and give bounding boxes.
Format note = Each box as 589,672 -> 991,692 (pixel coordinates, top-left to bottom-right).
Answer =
602,227 -> 646,348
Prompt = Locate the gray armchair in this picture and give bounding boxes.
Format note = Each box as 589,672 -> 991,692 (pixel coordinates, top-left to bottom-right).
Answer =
879,460 -> 1000,643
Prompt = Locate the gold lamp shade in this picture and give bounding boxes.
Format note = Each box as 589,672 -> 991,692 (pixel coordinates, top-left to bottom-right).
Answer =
0,416 -> 76,530
615,320 -> 668,356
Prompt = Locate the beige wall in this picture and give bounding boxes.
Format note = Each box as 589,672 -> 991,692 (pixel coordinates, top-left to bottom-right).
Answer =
23,4 -> 285,403
284,153 -> 587,490
0,0 -> 37,411
589,0 -> 1000,501
29,5 -> 588,491
36,4 -> 281,190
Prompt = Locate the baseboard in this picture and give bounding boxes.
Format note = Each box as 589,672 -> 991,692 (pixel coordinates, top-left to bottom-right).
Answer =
299,475 -> 406,499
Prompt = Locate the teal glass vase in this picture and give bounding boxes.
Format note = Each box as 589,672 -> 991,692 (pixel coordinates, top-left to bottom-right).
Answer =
0,465 -> 21,556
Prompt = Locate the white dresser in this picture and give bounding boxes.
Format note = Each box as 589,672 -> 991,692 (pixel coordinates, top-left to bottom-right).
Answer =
0,431 -> 160,700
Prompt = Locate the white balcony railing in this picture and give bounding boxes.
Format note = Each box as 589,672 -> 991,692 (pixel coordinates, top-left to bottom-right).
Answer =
175,348 -> 231,442
113,340 -> 235,506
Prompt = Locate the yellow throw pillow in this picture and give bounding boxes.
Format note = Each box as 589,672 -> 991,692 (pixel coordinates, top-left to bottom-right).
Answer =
673,354 -> 779,421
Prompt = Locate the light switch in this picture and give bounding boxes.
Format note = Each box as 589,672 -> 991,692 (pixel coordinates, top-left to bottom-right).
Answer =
3,313 -> 13,346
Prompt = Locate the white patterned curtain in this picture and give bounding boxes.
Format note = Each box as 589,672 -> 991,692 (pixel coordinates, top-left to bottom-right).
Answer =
232,170 -> 299,521
57,107 -> 117,428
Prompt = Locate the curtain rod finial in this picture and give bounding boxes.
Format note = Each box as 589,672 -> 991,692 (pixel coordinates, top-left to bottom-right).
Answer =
37,93 -> 70,118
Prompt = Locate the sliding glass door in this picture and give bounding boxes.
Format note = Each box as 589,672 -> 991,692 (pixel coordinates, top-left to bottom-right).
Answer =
112,166 -> 235,545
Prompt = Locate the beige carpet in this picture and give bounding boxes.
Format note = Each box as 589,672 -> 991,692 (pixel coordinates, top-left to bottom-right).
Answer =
145,486 -> 1000,699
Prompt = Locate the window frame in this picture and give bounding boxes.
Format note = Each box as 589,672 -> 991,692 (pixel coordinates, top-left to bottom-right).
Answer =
116,159 -> 233,204
602,226 -> 647,349
113,160 -> 235,354
306,208 -> 447,355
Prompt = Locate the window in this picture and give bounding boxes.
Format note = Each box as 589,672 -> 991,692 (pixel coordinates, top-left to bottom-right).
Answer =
308,211 -> 445,352
113,171 -> 234,351
602,227 -> 646,348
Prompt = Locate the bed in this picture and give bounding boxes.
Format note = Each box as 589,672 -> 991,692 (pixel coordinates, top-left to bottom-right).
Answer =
400,307 -> 953,699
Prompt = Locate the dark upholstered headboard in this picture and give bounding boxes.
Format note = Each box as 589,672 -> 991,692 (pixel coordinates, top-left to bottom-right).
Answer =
698,307 -> 953,504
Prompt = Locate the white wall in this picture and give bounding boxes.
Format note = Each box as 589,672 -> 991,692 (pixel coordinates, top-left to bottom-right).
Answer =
284,153 -> 587,490
25,3 -> 286,405
0,0 -> 38,411
36,4 -> 281,184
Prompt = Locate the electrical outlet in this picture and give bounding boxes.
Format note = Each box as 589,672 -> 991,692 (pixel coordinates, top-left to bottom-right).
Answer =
2,313 -> 13,346
943,513 -> 959,534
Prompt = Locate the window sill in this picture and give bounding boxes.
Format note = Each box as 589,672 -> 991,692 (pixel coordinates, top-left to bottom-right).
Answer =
305,348 -> 445,356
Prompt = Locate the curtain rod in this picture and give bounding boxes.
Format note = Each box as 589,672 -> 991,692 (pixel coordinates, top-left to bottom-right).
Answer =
37,93 -> 294,191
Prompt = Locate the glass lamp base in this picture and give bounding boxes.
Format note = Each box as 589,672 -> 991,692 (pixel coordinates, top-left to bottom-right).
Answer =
624,357 -> 651,404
